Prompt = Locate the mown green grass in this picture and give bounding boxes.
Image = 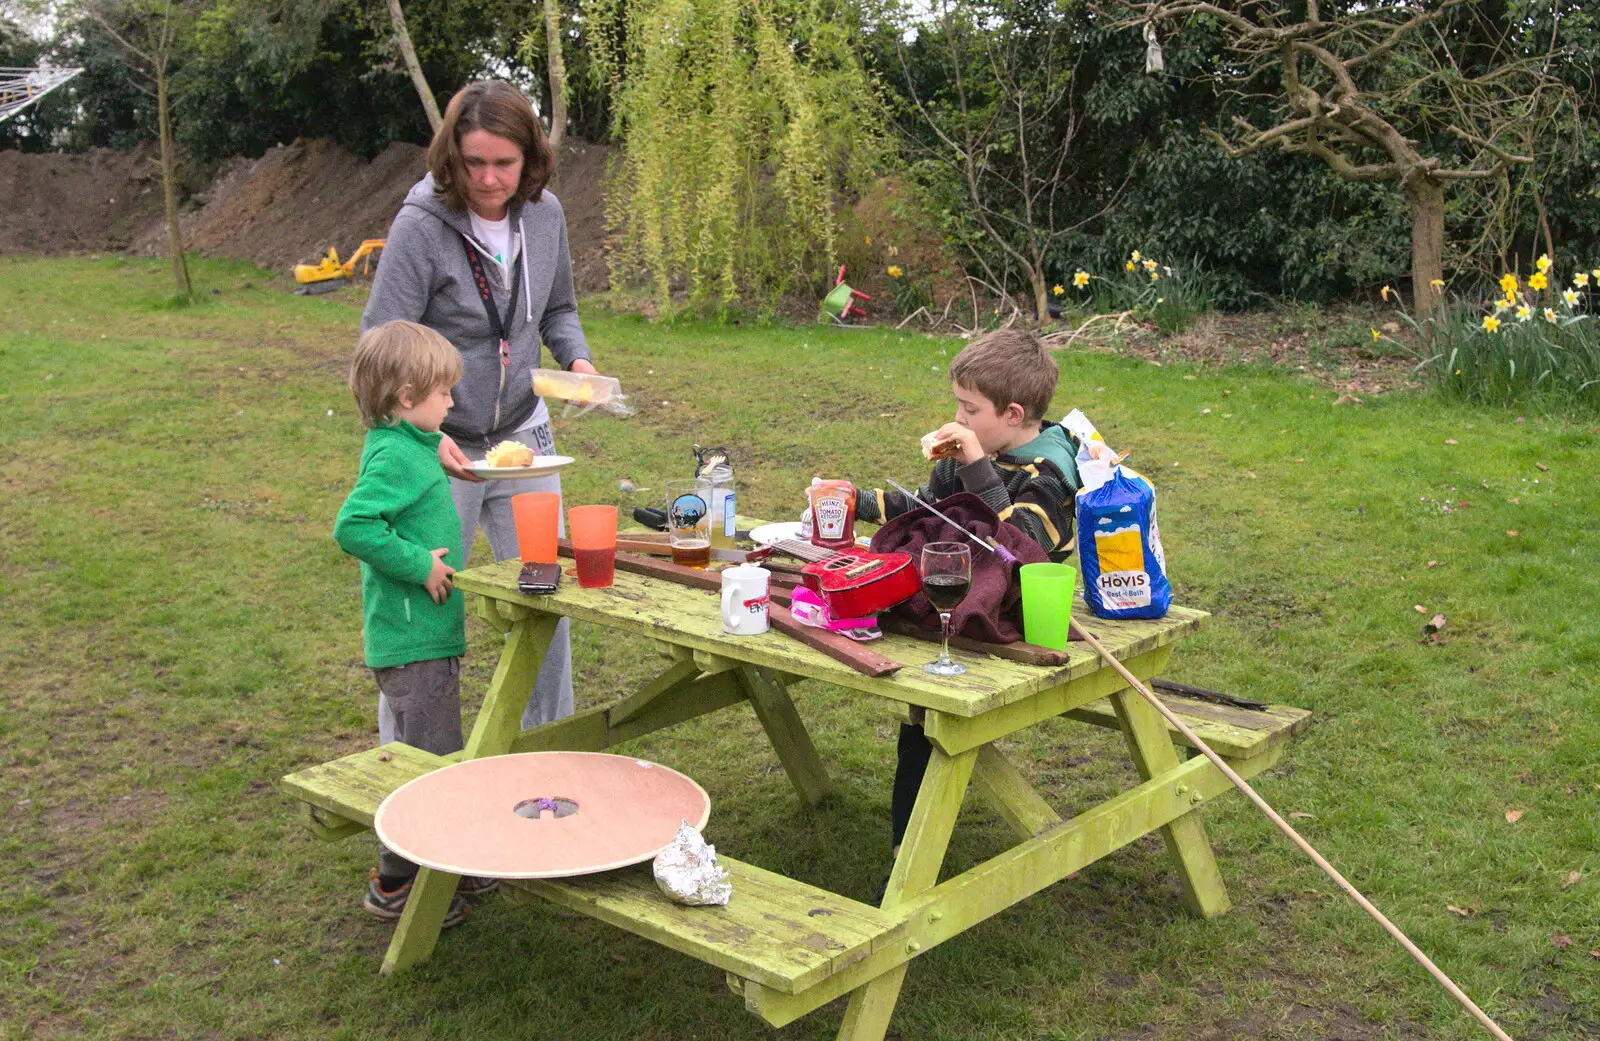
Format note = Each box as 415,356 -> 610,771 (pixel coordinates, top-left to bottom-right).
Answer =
1,255 -> 1596,1040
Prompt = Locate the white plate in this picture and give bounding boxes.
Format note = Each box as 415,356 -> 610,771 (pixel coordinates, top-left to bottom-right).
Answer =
463,455 -> 575,480
748,521 -> 804,547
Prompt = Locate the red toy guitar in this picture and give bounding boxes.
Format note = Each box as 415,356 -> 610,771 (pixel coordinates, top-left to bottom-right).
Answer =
756,538 -> 921,619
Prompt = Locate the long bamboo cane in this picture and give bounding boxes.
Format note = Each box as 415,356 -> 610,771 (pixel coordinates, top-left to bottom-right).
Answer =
1069,618 -> 1514,1041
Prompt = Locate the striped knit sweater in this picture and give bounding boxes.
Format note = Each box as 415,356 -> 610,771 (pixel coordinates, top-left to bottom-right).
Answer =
856,421 -> 1082,561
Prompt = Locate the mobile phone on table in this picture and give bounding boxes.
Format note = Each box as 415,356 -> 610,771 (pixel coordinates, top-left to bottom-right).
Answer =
517,561 -> 561,594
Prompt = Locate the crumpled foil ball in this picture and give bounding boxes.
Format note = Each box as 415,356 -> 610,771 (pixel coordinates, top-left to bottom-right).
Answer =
653,820 -> 732,906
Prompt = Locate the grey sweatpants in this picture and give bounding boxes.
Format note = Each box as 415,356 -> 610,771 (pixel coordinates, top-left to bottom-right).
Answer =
450,423 -> 575,730
376,656 -> 463,879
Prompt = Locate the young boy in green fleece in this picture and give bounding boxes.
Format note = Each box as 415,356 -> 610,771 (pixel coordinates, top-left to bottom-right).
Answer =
333,320 -> 493,928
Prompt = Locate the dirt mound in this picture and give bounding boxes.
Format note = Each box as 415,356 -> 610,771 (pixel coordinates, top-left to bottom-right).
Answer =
0,144 -> 165,253
0,135 -> 615,292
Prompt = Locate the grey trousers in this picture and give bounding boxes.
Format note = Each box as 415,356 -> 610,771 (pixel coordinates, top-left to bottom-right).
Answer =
375,657 -> 463,879
449,423 -> 575,730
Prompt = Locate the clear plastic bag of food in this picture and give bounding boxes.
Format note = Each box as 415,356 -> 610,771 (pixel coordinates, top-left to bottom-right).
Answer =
531,368 -> 636,418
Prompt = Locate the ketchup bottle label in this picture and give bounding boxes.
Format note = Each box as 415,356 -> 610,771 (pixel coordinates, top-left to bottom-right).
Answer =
814,497 -> 848,540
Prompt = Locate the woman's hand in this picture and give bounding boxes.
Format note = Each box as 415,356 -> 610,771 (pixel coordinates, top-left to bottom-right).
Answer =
438,433 -> 484,482
568,359 -> 599,376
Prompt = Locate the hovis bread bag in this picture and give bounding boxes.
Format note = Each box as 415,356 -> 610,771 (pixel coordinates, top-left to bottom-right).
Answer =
1063,410 -> 1171,620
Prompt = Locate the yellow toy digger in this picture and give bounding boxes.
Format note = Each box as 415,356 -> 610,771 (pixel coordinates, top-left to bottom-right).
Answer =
292,239 -> 385,294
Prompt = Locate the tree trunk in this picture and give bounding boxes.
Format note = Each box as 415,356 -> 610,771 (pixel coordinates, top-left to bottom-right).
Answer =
156,65 -> 191,300
1407,173 -> 1445,312
1028,268 -> 1050,327
544,0 -> 567,150
387,0 -> 441,134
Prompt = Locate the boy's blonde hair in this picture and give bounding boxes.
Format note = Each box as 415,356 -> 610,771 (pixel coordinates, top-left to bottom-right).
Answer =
348,321 -> 463,427
948,328 -> 1057,421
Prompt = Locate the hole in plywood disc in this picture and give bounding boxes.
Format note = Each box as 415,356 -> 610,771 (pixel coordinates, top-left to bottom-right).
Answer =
513,796 -> 579,820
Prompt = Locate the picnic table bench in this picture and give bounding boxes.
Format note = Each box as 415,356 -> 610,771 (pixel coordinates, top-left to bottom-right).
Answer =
283,543 -> 1310,1039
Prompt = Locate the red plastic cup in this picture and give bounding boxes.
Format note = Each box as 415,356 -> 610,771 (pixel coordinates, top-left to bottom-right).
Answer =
511,492 -> 560,564
567,505 -> 618,588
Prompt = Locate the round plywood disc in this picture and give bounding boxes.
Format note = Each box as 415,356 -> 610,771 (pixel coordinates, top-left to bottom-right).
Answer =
374,752 -> 711,879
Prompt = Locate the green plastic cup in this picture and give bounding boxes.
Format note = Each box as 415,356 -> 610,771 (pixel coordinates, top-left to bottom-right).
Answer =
1019,562 -> 1076,651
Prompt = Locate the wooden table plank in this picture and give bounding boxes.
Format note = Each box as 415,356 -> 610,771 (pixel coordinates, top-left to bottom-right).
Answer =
455,559 -> 1208,718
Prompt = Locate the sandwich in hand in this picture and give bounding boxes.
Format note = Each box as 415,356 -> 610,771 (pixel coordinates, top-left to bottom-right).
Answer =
920,430 -> 963,461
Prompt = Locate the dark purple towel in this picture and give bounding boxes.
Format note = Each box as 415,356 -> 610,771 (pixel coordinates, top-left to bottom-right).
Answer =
868,491 -> 1049,643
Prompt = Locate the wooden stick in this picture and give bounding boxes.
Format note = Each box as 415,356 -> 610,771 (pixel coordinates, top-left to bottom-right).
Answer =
1068,619 -> 1514,1041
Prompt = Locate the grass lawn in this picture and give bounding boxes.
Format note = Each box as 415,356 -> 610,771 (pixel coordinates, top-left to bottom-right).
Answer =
1,256 -> 1596,1041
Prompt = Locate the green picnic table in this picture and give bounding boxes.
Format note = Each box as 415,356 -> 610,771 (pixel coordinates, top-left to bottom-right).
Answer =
283,540 -> 1310,1040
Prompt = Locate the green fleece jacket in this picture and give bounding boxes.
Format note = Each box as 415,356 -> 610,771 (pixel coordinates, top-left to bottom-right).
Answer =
333,421 -> 466,669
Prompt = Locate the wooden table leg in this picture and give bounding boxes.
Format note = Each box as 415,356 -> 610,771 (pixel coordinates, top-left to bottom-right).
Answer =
380,613 -> 556,974
739,665 -> 832,807
971,743 -> 1063,840
836,742 -> 977,1041
1110,686 -> 1232,917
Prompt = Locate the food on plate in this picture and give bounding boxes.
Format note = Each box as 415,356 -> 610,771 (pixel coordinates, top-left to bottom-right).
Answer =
921,430 -> 962,461
484,441 -> 536,468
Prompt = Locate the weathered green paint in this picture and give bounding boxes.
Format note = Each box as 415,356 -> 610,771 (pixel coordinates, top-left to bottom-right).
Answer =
1112,687 -> 1232,918
463,613 -> 555,759
284,547 -> 1308,1040
1063,694 -> 1312,760
971,744 -> 1062,840
922,645 -> 1174,753
739,665 -> 832,807
454,562 -> 1208,718
507,858 -> 903,994
836,745 -> 977,1041
380,866 -> 462,975
739,743 -> 1285,1028
298,800 -> 364,842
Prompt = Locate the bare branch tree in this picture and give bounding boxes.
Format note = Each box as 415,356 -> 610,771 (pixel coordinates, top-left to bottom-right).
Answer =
87,0 -> 192,299
897,0 -> 1126,325
1120,0 -> 1576,308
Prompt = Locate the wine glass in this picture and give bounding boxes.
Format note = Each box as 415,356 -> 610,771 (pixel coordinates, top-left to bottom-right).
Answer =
920,542 -> 972,676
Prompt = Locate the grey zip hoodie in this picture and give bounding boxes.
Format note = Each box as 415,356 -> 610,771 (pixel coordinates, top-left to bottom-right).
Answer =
361,174 -> 592,450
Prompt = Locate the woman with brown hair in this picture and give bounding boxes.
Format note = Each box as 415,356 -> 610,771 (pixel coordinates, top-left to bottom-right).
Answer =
361,81 -> 599,769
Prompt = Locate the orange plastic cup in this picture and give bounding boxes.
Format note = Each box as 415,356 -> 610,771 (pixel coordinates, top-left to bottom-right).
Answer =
511,492 -> 560,564
567,505 -> 618,588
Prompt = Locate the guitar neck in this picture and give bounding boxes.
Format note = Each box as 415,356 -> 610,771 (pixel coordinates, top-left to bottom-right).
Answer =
769,538 -> 838,563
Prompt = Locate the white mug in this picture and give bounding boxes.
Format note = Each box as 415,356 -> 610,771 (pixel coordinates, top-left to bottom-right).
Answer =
720,565 -> 771,636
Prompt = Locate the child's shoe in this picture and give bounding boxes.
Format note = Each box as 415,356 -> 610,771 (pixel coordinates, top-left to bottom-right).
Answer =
457,875 -> 500,897
364,869 -> 470,928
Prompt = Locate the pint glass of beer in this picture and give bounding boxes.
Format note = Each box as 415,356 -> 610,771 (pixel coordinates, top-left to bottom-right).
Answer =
664,478 -> 713,569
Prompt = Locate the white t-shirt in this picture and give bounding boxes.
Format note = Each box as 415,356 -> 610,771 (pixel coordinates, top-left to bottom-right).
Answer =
468,210 -> 515,269
467,209 -> 546,434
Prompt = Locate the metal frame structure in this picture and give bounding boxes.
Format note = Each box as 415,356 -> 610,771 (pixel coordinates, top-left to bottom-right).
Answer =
0,66 -> 84,123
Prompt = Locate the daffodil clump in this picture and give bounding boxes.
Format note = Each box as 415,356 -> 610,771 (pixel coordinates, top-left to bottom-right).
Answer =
1065,250 -> 1210,335
869,238 -> 930,317
1409,252 -> 1600,408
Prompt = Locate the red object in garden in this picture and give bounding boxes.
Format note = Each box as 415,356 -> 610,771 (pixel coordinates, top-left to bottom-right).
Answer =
823,264 -> 871,321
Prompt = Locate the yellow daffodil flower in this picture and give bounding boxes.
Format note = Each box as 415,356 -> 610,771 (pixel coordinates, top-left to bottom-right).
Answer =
1381,285 -> 1392,301
1430,279 -> 1445,288
1482,315 -> 1501,333
1575,272 -> 1590,287
1073,271 -> 1090,287
1370,328 -> 1380,341
1529,272 -> 1548,290
1125,261 -> 1136,272
1142,259 -> 1157,271
886,245 -> 898,256
1131,250 -> 1142,262
1592,268 -> 1600,281
1536,253 -> 1552,272
1562,288 -> 1579,306
1499,273 -> 1518,295
865,236 -> 872,245
1149,271 -> 1160,281
1544,308 -> 1558,323
887,265 -> 902,278
1516,305 -> 1531,321
1052,284 -> 1065,296
1493,298 -> 1511,313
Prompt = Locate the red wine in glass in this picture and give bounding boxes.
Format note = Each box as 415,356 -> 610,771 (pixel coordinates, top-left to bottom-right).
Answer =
920,542 -> 972,676
922,574 -> 971,611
